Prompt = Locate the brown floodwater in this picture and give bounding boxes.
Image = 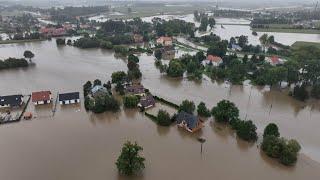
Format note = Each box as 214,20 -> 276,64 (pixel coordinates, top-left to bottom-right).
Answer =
0,40 -> 320,180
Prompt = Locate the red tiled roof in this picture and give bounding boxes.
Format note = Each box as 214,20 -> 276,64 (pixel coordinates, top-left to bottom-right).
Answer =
32,91 -> 51,102
271,56 -> 280,64
158,36 -> 172,41
207,55 -> 222,62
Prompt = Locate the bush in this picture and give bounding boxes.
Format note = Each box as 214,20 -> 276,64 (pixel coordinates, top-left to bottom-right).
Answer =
211,100 -> 239,123
157,110 -> 171,126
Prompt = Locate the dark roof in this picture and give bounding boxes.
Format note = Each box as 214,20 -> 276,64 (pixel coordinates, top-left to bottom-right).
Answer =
176,111 -> 198,129
126,84 -> 145,94
32,91 -> 51,102
59,92 -> 80,101
0,95 -> 23,107
139,95 -> 155,107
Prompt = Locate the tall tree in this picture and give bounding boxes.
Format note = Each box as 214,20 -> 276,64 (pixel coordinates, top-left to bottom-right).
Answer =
23,50 -> 34,62
116,141 -> 145,176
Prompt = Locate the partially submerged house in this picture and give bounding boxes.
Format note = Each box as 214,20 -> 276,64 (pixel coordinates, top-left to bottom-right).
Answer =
0,95 -> 23,108
125,84 -> 145,96
91,85 -> 109,98
231,44 -> 242,51
59,92 -> 80,105
32,91 -> 52,105
138,95 -> 155,109
156,36 -> 173,47
175,111 -> 204,133
202,55 -> 223,66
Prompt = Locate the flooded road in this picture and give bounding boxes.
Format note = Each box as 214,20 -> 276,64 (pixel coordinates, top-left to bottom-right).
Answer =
0,40 -> 320,180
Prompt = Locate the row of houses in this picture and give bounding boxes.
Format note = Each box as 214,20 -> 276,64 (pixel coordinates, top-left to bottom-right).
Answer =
31,91 -> 80,105
202,55 -> 284,67
0,91 -> 80,108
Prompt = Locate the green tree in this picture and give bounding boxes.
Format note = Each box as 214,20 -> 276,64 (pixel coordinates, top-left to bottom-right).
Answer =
83,81 -> 92,97
311,84 -> 320,99
292,84 -> 309,101
167,60 -> 185,77
236,120 -> 257,141
284,60 -> 300,86
23,50 -> 35,62
261,135 -> 285,158
100,41 -> 113,49
211,100 -> 239,123
197,102 -> 211,117
154,49 -> 162,60
93,79 -> 102,86
123,95 -> 139,108
179,100 -> 195,114
128,68 -> 142,80
157,109 -> 171,126
128,54 -> 139,63
208,17 -> 216,29
111,71 -> 127,84
207,41 -> 227,57
263,123 -> 280,138
84,96 -> 94,110
259,34 -> 268,45
116,141 -> 145,176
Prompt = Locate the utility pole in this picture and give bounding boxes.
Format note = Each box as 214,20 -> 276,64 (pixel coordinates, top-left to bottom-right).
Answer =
198,137 -> 206,155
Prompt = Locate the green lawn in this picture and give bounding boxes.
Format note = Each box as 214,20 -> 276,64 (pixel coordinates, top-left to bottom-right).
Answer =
0,39 -> 45,45
291,41 -> 320,49
252,28 -> 320,34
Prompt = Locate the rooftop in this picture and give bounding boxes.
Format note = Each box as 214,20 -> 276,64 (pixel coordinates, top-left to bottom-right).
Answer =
32,91 -> 51,102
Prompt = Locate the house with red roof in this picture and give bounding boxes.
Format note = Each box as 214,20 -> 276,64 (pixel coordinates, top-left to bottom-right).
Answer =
202,55 -> 223,66
32,91 -> 52,105
266,56 -> 283,66
156,36 -> 173,46
39,27 -> 67,37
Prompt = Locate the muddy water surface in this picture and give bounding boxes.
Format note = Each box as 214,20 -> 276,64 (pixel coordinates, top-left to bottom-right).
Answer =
0,40 -> 320,180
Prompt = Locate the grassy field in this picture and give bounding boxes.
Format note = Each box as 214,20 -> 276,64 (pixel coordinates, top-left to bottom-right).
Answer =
252,28 -> 320,34
291,41 -> 320,49
0,39 -> 46,45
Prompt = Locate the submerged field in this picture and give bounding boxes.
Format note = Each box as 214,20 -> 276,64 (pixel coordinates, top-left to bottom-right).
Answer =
0,39 -> 320,179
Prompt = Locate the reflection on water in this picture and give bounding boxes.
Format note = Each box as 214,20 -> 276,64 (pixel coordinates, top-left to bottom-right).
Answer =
0,40 -> 319,179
